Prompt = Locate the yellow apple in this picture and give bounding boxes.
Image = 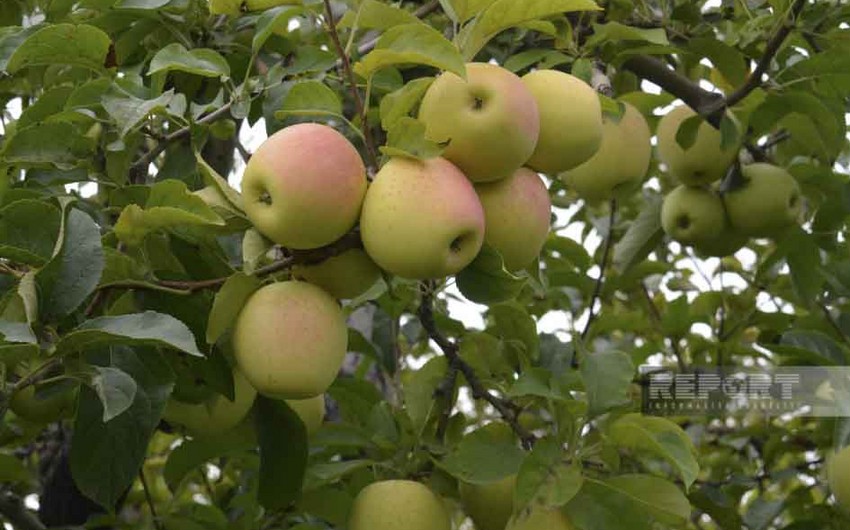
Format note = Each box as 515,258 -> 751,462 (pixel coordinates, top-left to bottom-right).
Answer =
241,123 -> 367,249
348,480 -> 451,530
475,167 -> 551,271
656,106 -> 740,186
163,368 -> 256,438
233,281 -> 347,398
460,475 -> 516,530
9,380 -> 77,424
661,185 -> 727,245
418,62 -> 540,182
562,102 -> 651,202
360,157 -> 485,279
722,163 -> 802,238
291,249 -> 382,300
521,70 -> 602,174
828,445 -> 850,510
507,509 -> 574,530
284,394 -> 325,436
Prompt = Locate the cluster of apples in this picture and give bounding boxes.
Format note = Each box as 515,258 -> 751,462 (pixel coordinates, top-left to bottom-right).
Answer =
658,106 -> 803,255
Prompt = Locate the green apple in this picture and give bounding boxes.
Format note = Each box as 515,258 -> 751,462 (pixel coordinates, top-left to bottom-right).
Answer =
348,480 -> 451,530
209,119 -> 237,140
9,379 -> 77,424
692,228 -> 749,258
562,102 -> 651,202
241,123 -> 367,249
460,475 -> 516,530
475,167 -> 551,271
521,70 -> 602,174
284,394 -> 325,436
418,62 -> 540,182
507,509 -> 574,530
656,106 -> 741,186
722,163 -> 802,238
163,368 -> 256,437
233,281 -> 347,398
661,185 -> 726,245
360,157 -> 485,279
291,249 -> 382,300
209,0 -> 241,15
828,445 -> 850,510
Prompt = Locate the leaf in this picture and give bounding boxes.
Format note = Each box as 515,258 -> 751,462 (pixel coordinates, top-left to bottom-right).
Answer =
0,320 -> 37,344
206,273 -> 261,345
379,77 -> 434,130
490,303 -> 539,361
750,91 -> 844,160
782,228 -> 823,305
1,122 -> 95,166
115,0 -> 172,8
252,6 -> 303,54
514,437 -> 582,515
340,0 -> 423,30
102,90 -> 175,137
163,427 -> 256,491
353,23 -> 465,80
458,0 -> 600,60
457,244 -> 527,304
580,350 -> 633,417
586,22 -> 669,48
607,413 -> 699,489
674,114 -> 702,150
403,356 -> 448,433
196,153 -> 243,211
379,116 -> 445,160
87,366 -> 138,422
0,199 -> 61,266
775,329 -> 849,365
255,396 -> 309,510
70,347 -> 175,510
57,311 -> 203,357
7,23 -> 110,73
689,485 -> 743,530
36,206 -> 105,320
686,37 -> 748,86
277,80 -> 343,118
148,43 -> 230,78
439,423 -> 524,483
612,195 -> 663,273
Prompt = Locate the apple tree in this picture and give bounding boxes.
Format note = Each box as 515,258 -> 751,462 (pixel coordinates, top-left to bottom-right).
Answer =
0,0 -> 849,529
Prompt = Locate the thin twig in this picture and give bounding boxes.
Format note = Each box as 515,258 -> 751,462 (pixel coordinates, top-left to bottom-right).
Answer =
235,140 -> 252,163
139,468 -> 165,530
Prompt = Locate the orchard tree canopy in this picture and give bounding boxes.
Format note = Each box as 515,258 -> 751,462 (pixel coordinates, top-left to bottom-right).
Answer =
1,0 -> 850,529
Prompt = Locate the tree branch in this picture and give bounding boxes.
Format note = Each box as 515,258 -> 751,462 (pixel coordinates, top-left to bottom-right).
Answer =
418,281 -> 535,449
139,469 -> 164,530
0,491 -> 45,530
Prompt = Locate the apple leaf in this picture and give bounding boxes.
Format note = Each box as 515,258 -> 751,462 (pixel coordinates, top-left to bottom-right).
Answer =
7,23 -> 110,73
514,437 -> 583,516
379,77 -> 434,131
612,194 -> 663,273
586,22 -> 669,48
456,244 -> 527,305
276,80 -> 343,118
252,6 -> 303,54
439,423 -> 525,483
379,116 -> 445,160
255,396 -> 309,510
163,426 -> 257,491
339,0 -> 423,31
206,273 -> 261,345
674,114 -> 702,150
148,43 -> 230,78
353,23 -> 465,80
403,355 -> 448,433
0,199 -> 61,266
579,350 -> 634,417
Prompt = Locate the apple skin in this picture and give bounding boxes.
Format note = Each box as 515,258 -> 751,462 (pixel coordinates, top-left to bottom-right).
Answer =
656,106 -> 740,186
722,163 -> 802,238
661,185 -> 727,245
9,381 -> 77,424
233,281 -> 347,399
163,368 -> 257,438
284,394 -> 325,436
562,102 -> 652,202
418,62 -> 540,182
475,167 -> 551,271
291,249 -> 382,300
241,123 -> 366,249
521,70 -> 602,174
360,157 -> 485,279
348,480 -> 451,530
507,509 -> 574,530
460,475 -> 516,530
828,445 -> 850,510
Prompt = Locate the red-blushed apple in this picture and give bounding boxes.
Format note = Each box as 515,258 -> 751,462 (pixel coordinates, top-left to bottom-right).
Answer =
291,249 -> 382,300
241,123 -> 366,249
418,63 -> 540,182
348,480 -> 451,530
360,157 -> 485,279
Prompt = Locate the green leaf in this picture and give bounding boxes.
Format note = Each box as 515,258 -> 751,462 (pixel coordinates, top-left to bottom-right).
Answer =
7,23 -> 110,73
686,37 -> 748,86
379,77 -> 434,130
0,320 -> 37,344
458,0 -> 600,60
163,426 -> 256,491
196,153 -> 244,211
340,0 -> 423,30
0,200 -> 61,266
580,350 -> 633,417
252,6 -> 303,54
0,453 -> 32,485
1,122 -> 95,166
353,23 -> 466,80
607,413 -> 699,489
70,347 -> 175,510
115,0 -> 172,8
780,228 -> 824,305
102,90 -> 175,137
403,355 -> 448,433
674,114 -> 702,150
586,22 -> 669,48
379,116 -> 445,160
514,437 -> 582,515
612,195 -> 663,273
87,366 -> 138,422
36,206 -> 105,320
750,91 -> 844,161
439,423 -> 524,483
777,329 -> 849,365
148,43 -> 231,78
255,396 -> 309,510
277,80 -> 343,117
57,311 -> 203,357
490,303 -> 539,361
457,244 -> 527,305
689,485 -> 743,529
206,273 -> 261,345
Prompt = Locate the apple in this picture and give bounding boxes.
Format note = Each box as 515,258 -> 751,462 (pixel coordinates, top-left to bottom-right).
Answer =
241,123 -> 367,249
562,102 -> 652,202
284,394 -> 325,436
521,70 -> 602,174
291,249 -> 382,300
163,368 -> 257,437
460,475 -> 516,530
661,185 -> 727,245
418,62 -> 540,182
692,228 -> 749,258
722,163 -> 802,237
828,445 -> 850,510
9,380 -> 77,424
507,509 -> 574,530
656,106 -> 740,186
233,281 -> 347,398
360,157 -> 485,279
475,167 -> 551,271
209,0 -> 241,15
348,480 -> 451,530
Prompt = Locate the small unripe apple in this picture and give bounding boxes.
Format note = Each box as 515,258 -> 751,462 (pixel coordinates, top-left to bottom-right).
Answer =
521,70 -> 602,174
210,119 -> 237,140
475,167 -> 551,271
562,102 -> 651,202
656,106 -> 741,186
418,63 -> 540,182
507,509 -> 574,530
348,480 -> 451,530
233,281 -> 347,399
163,368 -> 256,437
460,475 -> 516,530
284,394 -> 325,436
828,445 -> 850,510
241,123 -> 366,249
723,163 -> 802,238
9,381 -> 77,424
291,249 -> 382,300
661,185 -> 726,245
360,157 -> 485,279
